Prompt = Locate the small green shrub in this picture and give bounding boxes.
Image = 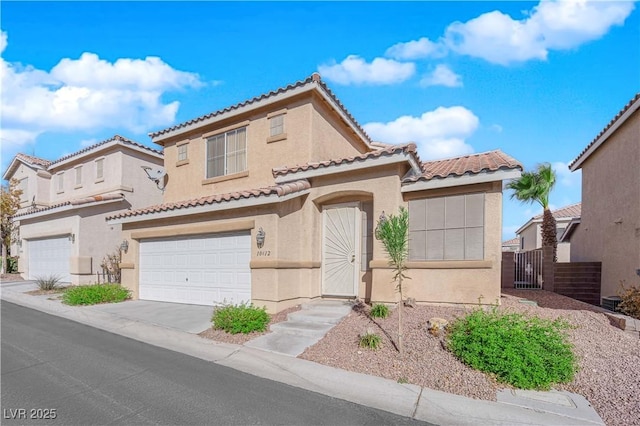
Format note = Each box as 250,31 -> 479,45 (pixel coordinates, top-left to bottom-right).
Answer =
618,282 -> 640,319
397,377 -> 409,384
359,331 -> 382,350
212,302 -> 270,334
63,283 -> 131,305
35,274 -> 62,291
370,303 -> 390,319
447,309 -> 577,390
3,256 -> 19,273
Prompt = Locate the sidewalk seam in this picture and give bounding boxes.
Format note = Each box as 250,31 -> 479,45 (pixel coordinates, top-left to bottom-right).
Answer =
411,386 -> 424,418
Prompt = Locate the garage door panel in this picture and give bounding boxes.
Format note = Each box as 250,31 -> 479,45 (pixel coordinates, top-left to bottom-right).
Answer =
28,236 -> 71,282
139,232 -> 251,306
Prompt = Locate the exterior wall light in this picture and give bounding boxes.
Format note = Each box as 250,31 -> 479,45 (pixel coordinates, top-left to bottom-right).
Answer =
120,239 -> 129,253
69,233 -> 75,243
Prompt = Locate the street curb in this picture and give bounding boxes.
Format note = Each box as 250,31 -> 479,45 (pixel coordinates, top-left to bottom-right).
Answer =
1,288 -> 605,425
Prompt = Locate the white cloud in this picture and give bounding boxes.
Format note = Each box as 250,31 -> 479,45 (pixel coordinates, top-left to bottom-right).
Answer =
0,30 -> 7,54
490,124 -> 503,133
364,106 -> 479,160
419,64 -> 462,88
445,1 -> 635,65
385,37 -> 446,60
79,138 -> 99,148
318,55 -> 415,85
552,161 -> 581,187
0,30 -> 202,152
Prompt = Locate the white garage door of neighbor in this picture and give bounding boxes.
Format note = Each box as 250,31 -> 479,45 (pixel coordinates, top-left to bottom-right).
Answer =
28,236 -> 72,282
139,232 -> 251,306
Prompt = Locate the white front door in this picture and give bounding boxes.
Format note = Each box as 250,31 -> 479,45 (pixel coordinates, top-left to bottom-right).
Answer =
322,203 -> 360,297
139,232 -> 251,306
28,236 -> 72,282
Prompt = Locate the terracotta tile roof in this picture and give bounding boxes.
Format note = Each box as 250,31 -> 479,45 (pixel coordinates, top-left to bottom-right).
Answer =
49,135 -> 162,166
12,193 -> 126,219
533,203 -> 581,220
569,93 -> 640,169
404,150 -> 522,182
148,73 -> 372,144
502,237 -> 520,246
106,179 -> 311,221
16,153 -> 51,168
272,143 -> 419,177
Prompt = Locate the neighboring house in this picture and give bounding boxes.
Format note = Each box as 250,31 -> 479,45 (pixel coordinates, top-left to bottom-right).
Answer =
106,74 -> 523,312
514,203 -> 581,262
3,135 -> 164,284
567,93 -> 640,299
501,237 -> 520,252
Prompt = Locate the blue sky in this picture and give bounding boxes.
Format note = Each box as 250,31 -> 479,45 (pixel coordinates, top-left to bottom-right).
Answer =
1,1 -> 638,239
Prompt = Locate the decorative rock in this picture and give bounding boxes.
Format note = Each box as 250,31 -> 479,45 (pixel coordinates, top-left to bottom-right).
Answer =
404,297 -> 416,308
427,317 -> 449,336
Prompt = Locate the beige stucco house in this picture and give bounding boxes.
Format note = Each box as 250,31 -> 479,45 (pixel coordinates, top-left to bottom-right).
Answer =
567,93 -> 640,299
106,74 -> 523,313
514,203 -> 581,262
3,135 -> 164,284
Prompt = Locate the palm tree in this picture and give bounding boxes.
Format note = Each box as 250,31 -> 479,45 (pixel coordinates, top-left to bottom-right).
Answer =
375,207 -> 409,354
506,163 -> 558,261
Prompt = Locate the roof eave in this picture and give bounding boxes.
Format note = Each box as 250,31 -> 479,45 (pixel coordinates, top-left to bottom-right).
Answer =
49,140 -> 163,170
106,189 -> 310,225
2,157 -> 43,181
570,97 -> 640,171
13,197 -> 125,221
401,168 -> 522,193
274,151 -> 414,184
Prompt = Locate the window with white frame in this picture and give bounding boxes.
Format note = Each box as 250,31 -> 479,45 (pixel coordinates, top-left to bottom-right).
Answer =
206,127 -> 247,179
75,166 -> 83,186
177,144 -> 188,162
18,178 -> 28,201
95,158 -> 104,180
408,193 -> 485,261
57,172 -> 64,192
269,114 -> 284,137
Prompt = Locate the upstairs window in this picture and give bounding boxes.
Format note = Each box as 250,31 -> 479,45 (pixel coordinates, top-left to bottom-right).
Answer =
269,114 -> 284,137
56,172 -> 64,193
206,127 -> 247,179
95,158 -> 104,180
177,143 -> 188,162
409,193 -> 485,261
18,178 -> 28,201
75,166 -> 83,186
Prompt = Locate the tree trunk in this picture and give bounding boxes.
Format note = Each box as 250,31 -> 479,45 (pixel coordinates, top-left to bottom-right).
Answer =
1,242 -> 7,275
541,208 -> 558,262
398,275 -> 403,355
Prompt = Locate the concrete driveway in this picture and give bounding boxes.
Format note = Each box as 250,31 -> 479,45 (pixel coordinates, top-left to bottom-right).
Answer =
87,300 -> 214,334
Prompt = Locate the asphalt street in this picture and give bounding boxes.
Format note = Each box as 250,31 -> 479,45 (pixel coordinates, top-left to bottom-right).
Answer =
1,301 -> 428,425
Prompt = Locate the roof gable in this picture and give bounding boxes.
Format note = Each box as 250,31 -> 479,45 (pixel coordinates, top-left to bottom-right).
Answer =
148,73 -> 372,148
569,93 -> 640,171
2,153 -> 51,181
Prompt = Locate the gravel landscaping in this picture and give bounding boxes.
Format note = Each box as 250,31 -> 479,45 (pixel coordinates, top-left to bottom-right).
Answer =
299,290 -> 640,426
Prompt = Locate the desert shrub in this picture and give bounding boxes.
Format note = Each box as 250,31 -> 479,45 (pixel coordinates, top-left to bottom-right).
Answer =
35,274 -> 62,291
447,309 -> 577,390
359,331 -> 382,350
100,248 -> 122,283
370,303 -> 390,319
212,302 -> 269,334
63,283 -> 131,305
618,282 -> 640,319
3,256 -> 18,273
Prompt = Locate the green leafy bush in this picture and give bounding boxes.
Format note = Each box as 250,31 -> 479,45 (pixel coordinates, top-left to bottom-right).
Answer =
370,303 -> 390,319
35,274 -> 62,291
447,309 -> 577,390
3,256 -> 19,273
63,283 -> 131,305
618,282 -> 640,319
359,331 -> 382,350
212,302 -> 270,334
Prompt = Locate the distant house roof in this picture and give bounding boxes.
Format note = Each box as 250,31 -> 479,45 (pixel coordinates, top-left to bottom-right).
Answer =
516,203 -> 582,235
502,236 -> 520,246
569,93 -> 640,171
12,192 -> 126,220
3,135 -> 163,181
148,73 -> 372,148
106,179 -> 311,224
559,218 -> 581,243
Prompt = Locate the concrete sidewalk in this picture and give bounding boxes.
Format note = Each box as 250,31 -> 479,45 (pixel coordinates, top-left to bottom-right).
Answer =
0,281 -> 605,426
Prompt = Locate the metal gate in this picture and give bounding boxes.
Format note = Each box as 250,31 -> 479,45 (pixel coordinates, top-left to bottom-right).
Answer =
514,249 -> 543,289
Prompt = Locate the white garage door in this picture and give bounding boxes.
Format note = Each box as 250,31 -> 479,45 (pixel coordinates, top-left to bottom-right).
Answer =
139,232 -> 251,306
28,236 -> 72,282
